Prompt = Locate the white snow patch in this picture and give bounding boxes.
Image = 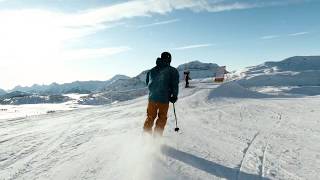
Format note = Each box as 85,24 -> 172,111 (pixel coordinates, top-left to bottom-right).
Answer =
64,93 -> 89,100
208,81 -> 272,99
0,102 -> 92,120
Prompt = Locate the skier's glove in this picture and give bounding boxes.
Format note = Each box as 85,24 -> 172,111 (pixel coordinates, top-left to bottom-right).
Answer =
169,96 -> 177,103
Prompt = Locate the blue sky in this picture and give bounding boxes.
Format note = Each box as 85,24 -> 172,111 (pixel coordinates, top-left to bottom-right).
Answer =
0,0 -> 319,89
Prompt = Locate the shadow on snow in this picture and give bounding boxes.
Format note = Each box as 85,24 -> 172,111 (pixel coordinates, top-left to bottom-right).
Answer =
161,145 -> 270,180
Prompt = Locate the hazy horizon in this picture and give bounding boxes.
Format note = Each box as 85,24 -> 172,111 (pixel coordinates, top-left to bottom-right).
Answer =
1,0 -> 319,90
2,54 -> 320,91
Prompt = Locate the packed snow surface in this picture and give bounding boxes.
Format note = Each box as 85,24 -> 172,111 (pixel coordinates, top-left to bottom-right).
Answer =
208,81 -> 273,99
1,80 -> 320,180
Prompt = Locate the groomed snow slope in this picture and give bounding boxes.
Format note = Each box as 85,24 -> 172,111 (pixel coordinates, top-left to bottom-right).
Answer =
208,81 -> 273,99
1,81 -> 320,180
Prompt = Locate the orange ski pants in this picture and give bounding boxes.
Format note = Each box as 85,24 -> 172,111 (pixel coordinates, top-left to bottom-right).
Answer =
143,101 -> 169,136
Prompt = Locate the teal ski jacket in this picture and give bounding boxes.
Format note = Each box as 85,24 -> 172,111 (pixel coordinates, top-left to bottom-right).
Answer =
146,60 -> 179,104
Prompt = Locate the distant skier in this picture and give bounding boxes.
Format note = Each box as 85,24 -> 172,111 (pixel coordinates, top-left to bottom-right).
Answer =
144,52 -> 179,136
183,70 -> 191,88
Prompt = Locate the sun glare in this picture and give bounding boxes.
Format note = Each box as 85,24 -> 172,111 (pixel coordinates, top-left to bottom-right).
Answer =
0,10 -> 67,65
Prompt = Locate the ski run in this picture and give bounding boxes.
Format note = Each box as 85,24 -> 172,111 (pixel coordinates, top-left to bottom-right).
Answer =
1,80 -> 320,180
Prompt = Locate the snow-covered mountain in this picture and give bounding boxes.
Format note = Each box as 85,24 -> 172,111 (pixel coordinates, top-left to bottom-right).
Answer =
136,70 -> 148,83
264,56 -> 320,71
94,74 -> 132,92
10,74 -> 130,95
0,91 -> 71,105
0,88 -> 6,96
108,74 -> 131,84
177,61 -> 220,80
79,76 -> 148,105
2,61 -> 221,105
5,56 -> 320,105
238,56 -> 320,86
237,56 -> 320,96
11,82 -> 99,95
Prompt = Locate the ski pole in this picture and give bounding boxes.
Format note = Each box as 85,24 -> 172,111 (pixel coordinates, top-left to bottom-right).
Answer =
173,103 -> 179,132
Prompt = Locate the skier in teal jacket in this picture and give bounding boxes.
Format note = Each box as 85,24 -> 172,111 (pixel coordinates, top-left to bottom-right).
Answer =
143,52 -> 179,136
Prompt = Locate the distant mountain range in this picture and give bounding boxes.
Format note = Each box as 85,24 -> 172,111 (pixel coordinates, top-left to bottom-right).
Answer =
0,91 -> 70,105
0,74 -> 130,105
10,74 -> 130,95
1,60 -> 220,105
2,56 -> 320,105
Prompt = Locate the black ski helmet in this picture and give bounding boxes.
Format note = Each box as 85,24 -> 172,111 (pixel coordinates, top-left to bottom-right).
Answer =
161,52 -> 171,64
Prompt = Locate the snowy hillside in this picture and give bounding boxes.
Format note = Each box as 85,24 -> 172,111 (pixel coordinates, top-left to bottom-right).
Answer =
237,56 -> 320,96
1,79 -> 319,180
0,91 -> 71,105
264,56 -> 320,71
136,70 -> 148,83
80,77 -> 147,105
0,88 -> 6,96
177,61 -> 220,80
103,75 -> 130,87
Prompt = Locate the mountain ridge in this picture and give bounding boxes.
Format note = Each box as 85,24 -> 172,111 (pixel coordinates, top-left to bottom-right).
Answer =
2,56 -> 320,105
10,74 -> 130,95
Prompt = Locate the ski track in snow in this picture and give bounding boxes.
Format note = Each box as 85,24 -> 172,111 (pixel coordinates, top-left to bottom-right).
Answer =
1,80 -> 320,180
237,131 -> 260,180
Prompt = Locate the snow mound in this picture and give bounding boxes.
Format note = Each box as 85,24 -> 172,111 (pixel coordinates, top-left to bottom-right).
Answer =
208,82 -> 272,99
